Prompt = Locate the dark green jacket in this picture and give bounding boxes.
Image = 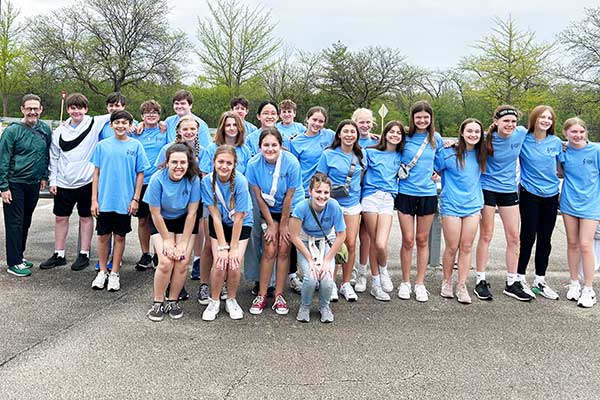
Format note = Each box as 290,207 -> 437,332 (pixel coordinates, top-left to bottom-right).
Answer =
0,121 -> 52,191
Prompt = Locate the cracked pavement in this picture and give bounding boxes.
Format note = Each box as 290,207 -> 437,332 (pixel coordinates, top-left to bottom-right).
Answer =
1,199 -> 599,399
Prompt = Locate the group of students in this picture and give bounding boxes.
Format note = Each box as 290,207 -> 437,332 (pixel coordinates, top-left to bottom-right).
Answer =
2,91 -> 599,326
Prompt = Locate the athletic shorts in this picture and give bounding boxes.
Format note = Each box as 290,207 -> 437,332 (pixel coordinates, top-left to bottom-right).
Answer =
483,189 -> 519,207
361,191 -> 394,215
208,216 -> 252,241
341,203 -> 362,216
53,183 -> 92,217
149,212 -> 201,235
394,193 -> 438,216
136,185 -> 150,219
96,212 -> 131,236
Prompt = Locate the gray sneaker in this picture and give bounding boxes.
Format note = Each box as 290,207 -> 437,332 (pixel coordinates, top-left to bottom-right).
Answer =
197,283 -> 210,305
165,301 -> 183,319
319,305 -> 334,323
296,304 -> 310,323
147,302 -> 165,322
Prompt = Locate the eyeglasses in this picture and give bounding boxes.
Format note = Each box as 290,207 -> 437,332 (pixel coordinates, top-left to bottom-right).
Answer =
23,107 -> 41,112
143,111 -> 159,116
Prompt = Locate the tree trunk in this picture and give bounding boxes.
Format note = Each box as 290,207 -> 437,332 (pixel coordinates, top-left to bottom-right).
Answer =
2,95 -> 8,118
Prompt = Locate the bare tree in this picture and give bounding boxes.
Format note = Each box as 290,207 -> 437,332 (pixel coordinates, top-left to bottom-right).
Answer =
197,0 -> 281,96
28,0 -> 189,95
0,0 -> 29,116
260,46 -> 319,102
559,7 -> 600,90
319,42 -> 417,109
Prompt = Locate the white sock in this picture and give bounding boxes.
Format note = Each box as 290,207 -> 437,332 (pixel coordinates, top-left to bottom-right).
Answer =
289,272 -> 297,279
379,265 -> 388,275
507,273 -> 517,285
55,250 -> 65,258
517,273 -> 525,282
194,256 -> 200,262
583,286 -> 594,293
372,275 -> 381,287
534,275 -> 545,286
571,280 -> 580,287
476,272 -> 486,284
80,250 -> 90,256
359,263 -> 368,273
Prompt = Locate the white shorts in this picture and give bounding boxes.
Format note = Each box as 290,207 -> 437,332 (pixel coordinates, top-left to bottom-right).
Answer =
361,191 -> 395,215
341,203 -> 362,216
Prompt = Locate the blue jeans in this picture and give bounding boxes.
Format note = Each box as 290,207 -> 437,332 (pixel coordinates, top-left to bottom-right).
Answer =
298,239 -> 333,308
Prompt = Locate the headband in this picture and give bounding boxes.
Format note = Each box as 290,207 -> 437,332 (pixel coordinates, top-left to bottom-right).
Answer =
495,109 -> 518,119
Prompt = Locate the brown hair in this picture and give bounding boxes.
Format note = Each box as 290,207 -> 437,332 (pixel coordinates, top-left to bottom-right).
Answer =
485,104 -> 519,156
373,120 -> 405,152
279,99 -> 297,112
215,111 -> 245,146
21,94 -> 41,106
258,126 -> 283,147
330,119 -> 364,168
309,172 -> 331,191
175,116 -> 201,157
408,101 -> 436,148
66,93 -> 88,109
173,89 -> 193,105
212,145 -> 238,210
304,106 -> 328,127
140,100 -> 161,115
161,143 -> 200,179
563,117 -> 587,133
456,118 -> 487,173
527,105 -> 556,135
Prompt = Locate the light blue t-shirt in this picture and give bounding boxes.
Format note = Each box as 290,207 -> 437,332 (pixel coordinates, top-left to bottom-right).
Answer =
316,147 -> 366,207
143,168 -> 201,219
200,171 -> 253,226
165,114 -> 211,148
276,121 -> 306,142
292,198 -> 346,238
155,142 -> 210,174
289,128 -> 336,193
398,132 -> 444,197
519,133 -> 562,197
362,148 -> 402,198
481,125 -> 527,193
199,142 -> 252,175
91,137 -> 149,214
129,126 -> 168,184
358,135 -> 379,149
246,150 -> 304,213
245,128 -> 294,156
243,120 -> 257,135
558,143 -> 600,220
435,147 -> 483,217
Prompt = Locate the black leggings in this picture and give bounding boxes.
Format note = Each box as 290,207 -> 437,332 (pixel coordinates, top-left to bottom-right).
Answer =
517,188 -> 559,276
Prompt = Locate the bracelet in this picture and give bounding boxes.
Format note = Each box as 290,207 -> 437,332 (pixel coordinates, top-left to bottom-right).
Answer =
132,198 -> 139,203
217,245 -> 230,251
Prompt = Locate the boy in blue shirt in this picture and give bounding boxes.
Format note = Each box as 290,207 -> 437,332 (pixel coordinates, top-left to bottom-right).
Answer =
91,110 -> 149,291
165,90 -> 211,147
230,96 -> 257,135
276,99 -> 306,143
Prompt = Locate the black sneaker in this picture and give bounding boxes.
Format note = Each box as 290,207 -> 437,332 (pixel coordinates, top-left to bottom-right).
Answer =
251,281 -> 260,296
198,283 -> 210,305
147,302 -> 165,322
40,253 -> 66,270
165,301 -> 184,319
71,253 -> 90,271
503,281 -> 533,301
135,253 -> 153,271
152,253 -> 158,269
166,284 -> 189,301
474,280 -> 493,300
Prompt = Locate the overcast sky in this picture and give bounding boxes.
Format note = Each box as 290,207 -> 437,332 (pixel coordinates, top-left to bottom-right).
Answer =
18,0 -> 598,73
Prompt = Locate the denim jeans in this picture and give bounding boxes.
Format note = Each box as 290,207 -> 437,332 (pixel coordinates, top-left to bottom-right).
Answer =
298,239 -> 334,308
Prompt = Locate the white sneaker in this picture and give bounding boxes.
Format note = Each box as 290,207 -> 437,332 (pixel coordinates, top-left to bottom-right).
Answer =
566,283 -> 581,301
330,284 -> 339,302
578,288 -> 597,308
354,272 -> 367,293
380,271 -> 394,292
370,285 -> 390,301
520,280 -> 536,299
107,272 -> 120,292
225,298 -> 244,320
289,275 -> 303,294
202,299 -> 220,321
532,281 -> 559,300
397,282 -> 411,300
350,268 -> 357,285
91,271 -> 108,290
339,282 -> 358,302
414,284 -> 429,302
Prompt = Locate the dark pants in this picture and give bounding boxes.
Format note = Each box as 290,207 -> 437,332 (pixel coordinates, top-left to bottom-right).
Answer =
3,182 -> 40,266
517,188 -> 559,276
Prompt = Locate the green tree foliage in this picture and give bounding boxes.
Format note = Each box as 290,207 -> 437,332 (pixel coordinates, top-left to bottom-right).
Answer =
0,0 -> 30,117
28,0 -> 189,96
461,16 -> 554,111
197,0 -> 281,97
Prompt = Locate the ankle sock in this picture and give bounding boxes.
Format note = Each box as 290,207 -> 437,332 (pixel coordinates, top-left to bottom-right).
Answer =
476,272 -> 486,284
55,250 -> 65,258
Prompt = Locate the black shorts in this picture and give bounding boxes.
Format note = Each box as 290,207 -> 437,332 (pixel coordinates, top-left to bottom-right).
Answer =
483,189 -> 519,207
394,193 -> 438,216
96,212 -> 131,236
149,212 -> 200,235
53,183 -> 92,217
261,212 -> 282,223
136,185 -> 150,218
208,216 -> 252,241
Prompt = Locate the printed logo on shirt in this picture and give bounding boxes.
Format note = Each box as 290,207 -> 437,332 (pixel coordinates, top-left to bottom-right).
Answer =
182,189 -> 189,197
127,149 -> 136,157
583,158 -> 594,165
511,143 -> 521,150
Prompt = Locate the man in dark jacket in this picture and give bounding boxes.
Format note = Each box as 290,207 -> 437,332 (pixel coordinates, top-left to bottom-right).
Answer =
0,94 -> 52,277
